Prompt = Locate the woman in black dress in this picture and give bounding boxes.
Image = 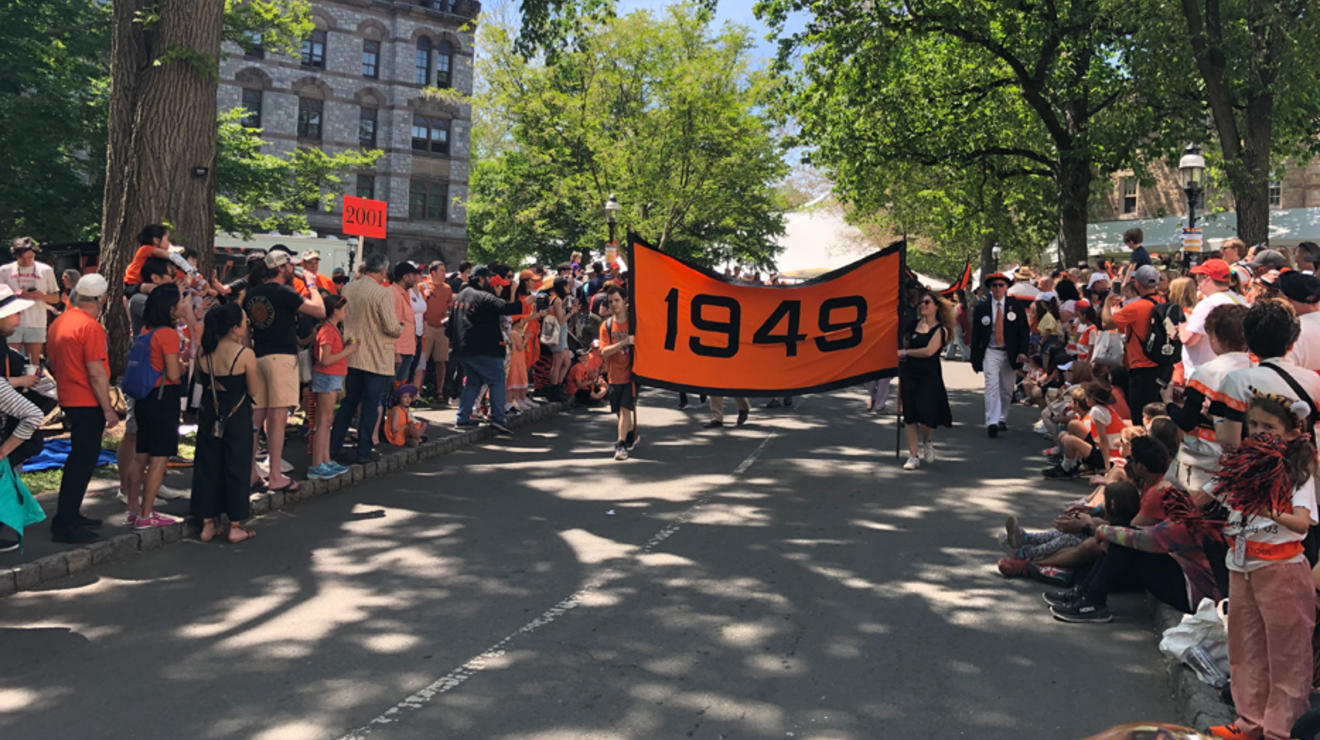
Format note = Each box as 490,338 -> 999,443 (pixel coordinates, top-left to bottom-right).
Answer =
898,289 -> 955,470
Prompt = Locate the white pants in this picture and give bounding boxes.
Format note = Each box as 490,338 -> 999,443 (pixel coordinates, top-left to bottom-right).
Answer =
983,348 -> 1015,426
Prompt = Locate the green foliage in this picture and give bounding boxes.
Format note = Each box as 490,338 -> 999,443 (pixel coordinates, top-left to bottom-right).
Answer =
470,3 -> 789,269
222,0 -> 313,57
755,0 -> 1198,266
215,109 -> 381,238
0,0 -> 110,245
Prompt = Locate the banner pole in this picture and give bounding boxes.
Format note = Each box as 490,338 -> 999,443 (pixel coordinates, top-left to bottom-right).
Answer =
896,235 -> 908,460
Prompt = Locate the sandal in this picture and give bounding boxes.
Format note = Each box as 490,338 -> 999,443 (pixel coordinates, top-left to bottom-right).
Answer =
250,478 -> 268,493
199,519 -> 216,542
268,478 -> 300,493
227,525 -> 255,544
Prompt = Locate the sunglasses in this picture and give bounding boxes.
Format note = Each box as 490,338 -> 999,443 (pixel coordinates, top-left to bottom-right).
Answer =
919,298 -> 935,305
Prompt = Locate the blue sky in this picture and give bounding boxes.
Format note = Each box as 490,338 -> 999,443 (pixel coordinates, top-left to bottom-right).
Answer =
614,0 -> 805,65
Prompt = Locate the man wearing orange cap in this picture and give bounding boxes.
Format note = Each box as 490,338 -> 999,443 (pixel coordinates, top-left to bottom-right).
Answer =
971,272 -> 1029,437
1180,258 -> 1245,375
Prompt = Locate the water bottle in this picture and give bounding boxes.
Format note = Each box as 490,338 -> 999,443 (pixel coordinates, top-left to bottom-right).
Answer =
1183,644 -> 1229,688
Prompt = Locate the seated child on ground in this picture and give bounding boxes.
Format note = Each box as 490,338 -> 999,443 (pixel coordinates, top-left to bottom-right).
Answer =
384,384 -> 428,448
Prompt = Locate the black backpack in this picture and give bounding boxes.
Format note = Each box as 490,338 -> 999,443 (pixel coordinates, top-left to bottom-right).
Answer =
1140,296 -> 1184,366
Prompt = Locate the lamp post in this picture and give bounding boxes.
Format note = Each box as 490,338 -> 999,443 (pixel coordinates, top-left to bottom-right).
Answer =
992,243 -> 1002,272
1178,143 -> 1206,267
605,193 -> 621,246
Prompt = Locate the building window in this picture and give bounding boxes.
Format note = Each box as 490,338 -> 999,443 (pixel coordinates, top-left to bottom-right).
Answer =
297,98 -> 323,140
1269,179 -> 1283,208
362,39 -> 380,78
1121,177 -> 1138,214
415,38 -> 432,85
411,115 -> 449,155
356,175 -> 375,200
409,180 -> 448,221
436,41 -> 453,88
242,32 -> 264,59
359,107 -> 378,148
241,88 -> 262,128
302,29 -> 326,68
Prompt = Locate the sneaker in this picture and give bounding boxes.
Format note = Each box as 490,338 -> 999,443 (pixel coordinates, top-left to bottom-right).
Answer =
125,511 -> 138,527
625,431 -> 640,451
306,463 -> 333,480
920,442 -> 935,464
1042,464 -> 1080,479
134,512 -> 178,530
997,421 -> 1008,432
1042,588 -> 1081,608
997,557 -> 1028,577
736,408 -> 749,427
1032,422 -> 1052,439
1005,515 -> 1023,550
0,538 -> 19,553
454,419 -> 480,429
902,455 -> 920,471
1029,563 -> 1075,586
703,420 -> 723,429
51,527 -> 98,544
329,462 -> 350,476
614,444 -> 628,461
489,419 -> 513,435
1050,598 -> 1112,623
155,485 -> 189,501
1206,724 -> 1252,740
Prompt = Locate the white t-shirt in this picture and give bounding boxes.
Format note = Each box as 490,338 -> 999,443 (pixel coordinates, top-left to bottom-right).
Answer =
409,287 -> 426,336
1222,475 -> 1317,572
1288,311 -> 1320,371
0,261 -> 57,329
1221,358 -> 1320,441
1182,289 -> 1246,374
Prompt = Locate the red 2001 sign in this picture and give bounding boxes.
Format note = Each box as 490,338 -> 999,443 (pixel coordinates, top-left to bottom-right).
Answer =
342,195 -> 387,239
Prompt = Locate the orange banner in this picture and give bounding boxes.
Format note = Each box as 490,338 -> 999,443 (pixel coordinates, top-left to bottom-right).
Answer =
631,236 -> 901,395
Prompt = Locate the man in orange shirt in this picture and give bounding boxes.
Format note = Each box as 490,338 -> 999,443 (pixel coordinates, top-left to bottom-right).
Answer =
297,250 -> 338,297
47,274 -> 118,543
1103,264 -> 1168,423
413,260 -> 453,401
599,284 -> 637,461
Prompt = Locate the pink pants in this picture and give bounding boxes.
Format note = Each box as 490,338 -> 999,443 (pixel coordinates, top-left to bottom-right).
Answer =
1228,560 -> 1316,740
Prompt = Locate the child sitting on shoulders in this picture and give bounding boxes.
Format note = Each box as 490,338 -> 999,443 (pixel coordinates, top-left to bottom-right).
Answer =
384,384 -> 428,448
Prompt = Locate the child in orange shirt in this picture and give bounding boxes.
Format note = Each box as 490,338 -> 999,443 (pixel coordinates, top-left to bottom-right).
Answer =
384,384 -> 427,447
506,318 -> 530,411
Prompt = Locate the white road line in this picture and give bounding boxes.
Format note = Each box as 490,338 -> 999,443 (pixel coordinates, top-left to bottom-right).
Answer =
337,431 -> 777,739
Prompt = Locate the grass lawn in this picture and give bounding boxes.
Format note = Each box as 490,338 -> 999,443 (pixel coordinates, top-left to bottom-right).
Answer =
19,430 -> 195,495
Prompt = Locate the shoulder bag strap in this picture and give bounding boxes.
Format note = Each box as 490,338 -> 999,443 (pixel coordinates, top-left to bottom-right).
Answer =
1260,361 -> 1320,430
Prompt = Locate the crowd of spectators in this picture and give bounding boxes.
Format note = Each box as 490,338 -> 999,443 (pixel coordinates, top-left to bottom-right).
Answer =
0,229 -> 635,551
973,229 -> 1320,740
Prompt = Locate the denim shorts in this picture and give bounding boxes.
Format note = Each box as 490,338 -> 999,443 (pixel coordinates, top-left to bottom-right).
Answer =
311,371 -> 345,394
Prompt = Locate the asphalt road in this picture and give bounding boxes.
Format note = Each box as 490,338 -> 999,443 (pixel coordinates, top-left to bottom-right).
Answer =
0,363 -> 1175,739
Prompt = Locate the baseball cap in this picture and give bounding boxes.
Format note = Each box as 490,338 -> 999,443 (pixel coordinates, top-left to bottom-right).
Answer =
74,273 -> 108,298
1133,264 -> 1160,288
471,266 -> 494,280
268,243 -> 294,255
301,250 -> 321,261
1190,258 -> 1232,282
332,267 -> 346,276
1086,271 -> 1111,288
0,285 -> 35,319
1280,271 -> 1320,304
265,251 -> 291,269
1248,248 -> 1288,269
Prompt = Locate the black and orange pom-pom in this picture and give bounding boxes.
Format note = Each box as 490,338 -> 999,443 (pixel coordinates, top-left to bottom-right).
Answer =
1159,486 -> 1222,536
1212,433 -> 1296,519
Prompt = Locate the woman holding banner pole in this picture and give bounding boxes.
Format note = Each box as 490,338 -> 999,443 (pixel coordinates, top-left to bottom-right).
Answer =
897,290 -> 955,470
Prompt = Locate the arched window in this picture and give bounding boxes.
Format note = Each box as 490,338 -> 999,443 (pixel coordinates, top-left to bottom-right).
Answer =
415,38 -> 432,86
435,41 -> 453,88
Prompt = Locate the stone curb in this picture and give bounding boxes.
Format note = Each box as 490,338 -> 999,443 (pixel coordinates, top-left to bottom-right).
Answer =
1149,597 -> 1235,729
0,400 -> 573,600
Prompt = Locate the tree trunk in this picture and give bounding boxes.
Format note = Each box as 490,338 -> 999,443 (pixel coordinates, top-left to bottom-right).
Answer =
979,236 -> 997,280
99,0 -> 223,374
1055,161 -> 1091,267
1233,99 -> 1272,246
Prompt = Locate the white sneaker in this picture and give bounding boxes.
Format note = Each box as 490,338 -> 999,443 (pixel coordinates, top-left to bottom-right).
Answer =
921,443 -> 935,464
156,484 -> 189,500
903,455 -> 920,471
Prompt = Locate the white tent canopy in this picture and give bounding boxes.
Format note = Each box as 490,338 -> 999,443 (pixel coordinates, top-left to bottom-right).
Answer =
772,197 -> 947,288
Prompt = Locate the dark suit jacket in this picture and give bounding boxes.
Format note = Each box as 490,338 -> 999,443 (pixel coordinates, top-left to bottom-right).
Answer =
970,295 -> 1030,373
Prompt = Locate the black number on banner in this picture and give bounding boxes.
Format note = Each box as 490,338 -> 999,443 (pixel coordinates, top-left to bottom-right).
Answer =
689,295 -> 740,358
663,288 -> 679,351
752,300 -> 807,356
814,295 -> 867,352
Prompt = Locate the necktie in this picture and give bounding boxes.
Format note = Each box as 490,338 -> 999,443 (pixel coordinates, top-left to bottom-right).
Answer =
995,300 -> 1005,346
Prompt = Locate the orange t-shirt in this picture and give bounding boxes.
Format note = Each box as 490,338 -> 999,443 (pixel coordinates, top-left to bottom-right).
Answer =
599,316 -> 632,385
384,406 -> 410,446
124,245 -> 159,285
147,327 -> 182,386
1111,295 -> 1164,370
48,307 -> 110,407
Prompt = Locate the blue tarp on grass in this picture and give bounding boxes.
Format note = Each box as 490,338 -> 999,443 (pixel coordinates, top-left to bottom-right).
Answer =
21,438 -> 117,473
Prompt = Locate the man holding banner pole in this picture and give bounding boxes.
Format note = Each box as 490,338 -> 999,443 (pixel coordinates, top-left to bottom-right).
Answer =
970,272 -> 1029,437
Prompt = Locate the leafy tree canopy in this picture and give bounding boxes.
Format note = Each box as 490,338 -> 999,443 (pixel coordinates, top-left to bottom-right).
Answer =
469,2 -> 789,268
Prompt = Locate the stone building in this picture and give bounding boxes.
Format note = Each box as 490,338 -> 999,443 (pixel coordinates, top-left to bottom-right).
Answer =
217,0 -> 479,267
1087,157 -> 1320,254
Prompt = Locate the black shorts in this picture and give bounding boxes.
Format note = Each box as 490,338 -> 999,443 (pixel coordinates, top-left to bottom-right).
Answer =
1082,434 -> 1106,471
608,382 -> 635,414
135,384 -> 182,458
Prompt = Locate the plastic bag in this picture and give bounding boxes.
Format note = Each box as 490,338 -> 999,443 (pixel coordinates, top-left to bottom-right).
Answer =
1159,597 -> 1230,688
1091,330 -> 1125,367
